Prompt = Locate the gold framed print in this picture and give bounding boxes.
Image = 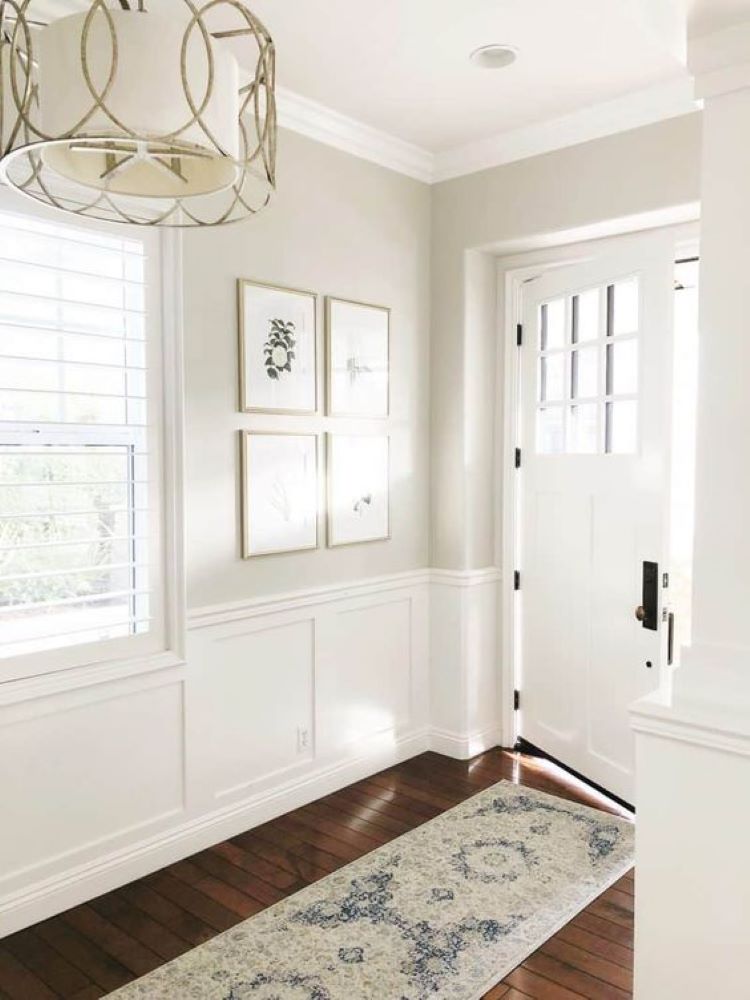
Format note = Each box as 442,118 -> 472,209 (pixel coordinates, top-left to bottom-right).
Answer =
239,279 -> 317,414
241,431 -> 319,557
326,297 -> 389,417
327,433 -> 390,547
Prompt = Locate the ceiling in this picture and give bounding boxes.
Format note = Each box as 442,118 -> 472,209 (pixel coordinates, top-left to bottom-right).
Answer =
25,0 -> 750,180
688,0 -> 750,36
248,0 -> 691,153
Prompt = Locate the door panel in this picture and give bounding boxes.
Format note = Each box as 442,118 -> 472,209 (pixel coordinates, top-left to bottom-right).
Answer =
518,231 -> 675,804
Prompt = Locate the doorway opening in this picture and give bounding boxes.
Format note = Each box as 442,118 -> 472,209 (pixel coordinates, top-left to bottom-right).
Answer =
503,231 -> 700,805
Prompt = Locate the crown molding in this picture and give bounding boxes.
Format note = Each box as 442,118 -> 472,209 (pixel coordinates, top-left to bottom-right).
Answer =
432,77 -> 699,183
276,76 -> 698,186
275,87 -> 435,184
689,21 -> 750,99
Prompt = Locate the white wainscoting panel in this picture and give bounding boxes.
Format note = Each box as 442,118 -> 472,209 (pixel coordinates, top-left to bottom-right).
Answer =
0,570 -> 438,937
190,616 -> 316,803
0,568 -> 502,936
0,672 -> 186,896
429,569 -> 502,759
317,597 -> 415,758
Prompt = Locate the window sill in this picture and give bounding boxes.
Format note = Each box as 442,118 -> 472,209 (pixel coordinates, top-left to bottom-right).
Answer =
0,648 -> 186,706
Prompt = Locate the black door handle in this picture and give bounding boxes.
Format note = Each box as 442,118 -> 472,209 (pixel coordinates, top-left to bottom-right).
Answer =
638,561 -> 659,631
667,611 -> 675,665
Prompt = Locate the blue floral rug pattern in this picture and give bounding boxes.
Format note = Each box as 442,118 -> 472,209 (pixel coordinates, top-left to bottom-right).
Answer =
109,782 -> 633,1000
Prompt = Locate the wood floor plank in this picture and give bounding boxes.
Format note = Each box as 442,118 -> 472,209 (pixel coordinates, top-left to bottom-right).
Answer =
506,965 -> 585,999
166,861 -> 263,919
539,937 -> 633,991
555,923 -> 633,970
67,988 -> 104,1000
573,912 -> 634,949
585,897 -> 633,930
331,784 -> 431,829
522,952 -> 629,1000
481,983 -> 511,998
287,804 -> 386,852
60,907 -> 162,978
242,822 -> 344,872
0,750 -> 635,1000
0,947 -> 58,1000
209,841 -> 302,892
316,791 -> 414,837
189,848 -> 287,907
88,893 -> 189,964
1,929 -> 91,997
117,883 -> 214,949
143,872 -> 239,932
354,776 -> 442,820
34,920 -> 132,994
229,830 -> 331,883
264,814 -> 365,863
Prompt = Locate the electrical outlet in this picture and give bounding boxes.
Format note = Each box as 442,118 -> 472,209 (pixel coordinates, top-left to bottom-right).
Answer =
297,727 -> 310,753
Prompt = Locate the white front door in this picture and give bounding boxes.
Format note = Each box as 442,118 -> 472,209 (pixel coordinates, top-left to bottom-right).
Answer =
517,231 -> 676,805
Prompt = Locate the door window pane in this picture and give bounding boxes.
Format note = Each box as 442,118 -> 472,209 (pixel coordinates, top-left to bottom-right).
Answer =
574,288 -> 600,343
569,403 -> 599,454
607,339 -> 638,396
607,400 -> 638,453
537,407 -> 565,454
572,346 -> 598,399
610,279 -> 639,336
541,298 -> 566,350
536,278 -> 640,455
540,353 -> 566,402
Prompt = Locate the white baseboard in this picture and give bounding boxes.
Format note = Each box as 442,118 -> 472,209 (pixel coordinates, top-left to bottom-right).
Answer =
428,726 -> 501,760
0,727 -> 429,938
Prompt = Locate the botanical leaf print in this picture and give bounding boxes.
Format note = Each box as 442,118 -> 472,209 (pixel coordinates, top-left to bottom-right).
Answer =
264,319 -> 297,380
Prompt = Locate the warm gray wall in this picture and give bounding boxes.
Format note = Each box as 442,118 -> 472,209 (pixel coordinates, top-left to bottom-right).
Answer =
183,129 -> 431,609
430,112 -> 703,571
181,113 -> 704,611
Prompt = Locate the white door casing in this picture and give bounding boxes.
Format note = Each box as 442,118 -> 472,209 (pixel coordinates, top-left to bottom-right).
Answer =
517,231 -> 676,804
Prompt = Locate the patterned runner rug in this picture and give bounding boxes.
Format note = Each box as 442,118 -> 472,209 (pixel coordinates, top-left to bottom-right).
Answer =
109,781 -> 634,1000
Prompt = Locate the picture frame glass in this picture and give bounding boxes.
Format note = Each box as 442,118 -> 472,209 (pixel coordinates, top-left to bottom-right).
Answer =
240,282 -> 316,413
328,299 -> 389,416
243,433 -> 318,557
328,434 -> 389,546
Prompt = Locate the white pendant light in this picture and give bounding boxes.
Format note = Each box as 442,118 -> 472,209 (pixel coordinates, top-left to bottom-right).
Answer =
0,1 -> 276,227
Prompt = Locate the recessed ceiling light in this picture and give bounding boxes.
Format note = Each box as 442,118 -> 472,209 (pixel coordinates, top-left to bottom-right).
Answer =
470,44 -> 518,70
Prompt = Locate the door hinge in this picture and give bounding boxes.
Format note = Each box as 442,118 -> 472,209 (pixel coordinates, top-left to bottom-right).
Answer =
514,689 -> 520,711
514,570 -> 521,591
516,323 -> 523,347
662,572 -> 669,589
514,447 -> 521,469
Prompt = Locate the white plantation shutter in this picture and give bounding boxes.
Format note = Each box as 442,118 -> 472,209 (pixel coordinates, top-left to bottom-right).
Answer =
0,210 -> 159,661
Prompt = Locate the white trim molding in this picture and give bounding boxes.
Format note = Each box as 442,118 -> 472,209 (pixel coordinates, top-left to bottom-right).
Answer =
276,78 -> 699,185
276,87 -> 434,184
429,725 -> 501,760
432,78 -> 699,183
188,569 -> 432,629
0,727 -> 430,937
1,567 -> 508,937
430,568 -> 502,753
631,691 -> 750,758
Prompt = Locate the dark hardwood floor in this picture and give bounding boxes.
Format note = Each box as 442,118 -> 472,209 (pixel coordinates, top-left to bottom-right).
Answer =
0,749 -> 634,999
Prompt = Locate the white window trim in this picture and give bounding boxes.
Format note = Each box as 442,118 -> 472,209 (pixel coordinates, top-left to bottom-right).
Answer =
0,188 -> 186,699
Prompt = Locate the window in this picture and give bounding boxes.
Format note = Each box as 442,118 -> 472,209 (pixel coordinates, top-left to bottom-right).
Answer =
0,209 -> 166,668
536,277 -> 640,455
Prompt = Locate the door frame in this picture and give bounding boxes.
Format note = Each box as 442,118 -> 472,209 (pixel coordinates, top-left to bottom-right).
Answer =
495,223 -> 699,751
